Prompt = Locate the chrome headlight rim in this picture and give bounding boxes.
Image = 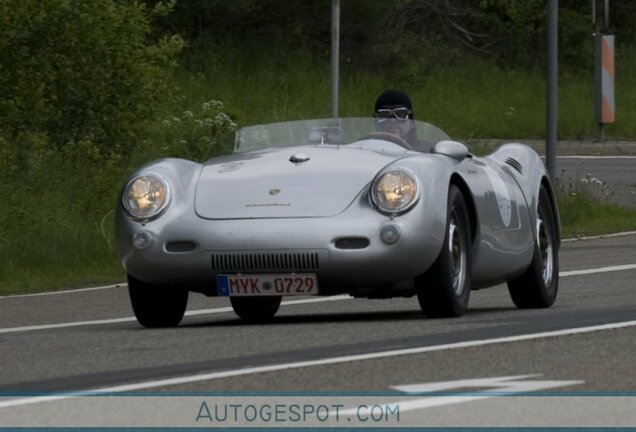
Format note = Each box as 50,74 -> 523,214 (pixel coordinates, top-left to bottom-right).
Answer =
371,168 -> 420,215
122,174 -> 171,221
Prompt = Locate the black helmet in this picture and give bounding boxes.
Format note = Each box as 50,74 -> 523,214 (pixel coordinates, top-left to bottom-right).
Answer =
374,89 -> 414,119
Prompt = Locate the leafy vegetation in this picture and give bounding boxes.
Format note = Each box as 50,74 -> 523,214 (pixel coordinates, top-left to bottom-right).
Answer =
0,0 -> 184,294
1,1 -> 636,295
0,0 -> 183,153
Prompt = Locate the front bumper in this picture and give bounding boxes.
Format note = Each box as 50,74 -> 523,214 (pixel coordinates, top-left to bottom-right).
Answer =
116,195 -> 445,296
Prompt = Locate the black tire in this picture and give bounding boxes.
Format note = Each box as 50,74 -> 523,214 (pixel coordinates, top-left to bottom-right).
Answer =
127,274 -> 188,328
508,184 -> 559,308
417,185 -> 472,317
230,296 -> 282,322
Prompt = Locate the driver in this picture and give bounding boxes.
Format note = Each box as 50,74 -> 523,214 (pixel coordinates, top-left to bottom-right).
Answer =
373,89 -> 432,152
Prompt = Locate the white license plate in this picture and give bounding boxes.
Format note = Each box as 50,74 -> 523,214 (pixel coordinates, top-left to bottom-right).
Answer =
216,274 -> 319,296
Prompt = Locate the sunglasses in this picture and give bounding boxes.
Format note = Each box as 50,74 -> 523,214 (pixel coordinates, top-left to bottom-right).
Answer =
374,107 -> 412,121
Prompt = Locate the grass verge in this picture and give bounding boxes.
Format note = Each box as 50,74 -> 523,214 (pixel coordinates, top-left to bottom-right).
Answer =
2,39 -> 636,296
559,193 -> 636,238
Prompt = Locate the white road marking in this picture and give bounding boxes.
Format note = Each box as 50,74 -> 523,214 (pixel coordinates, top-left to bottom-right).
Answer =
334,375 -> 583,415
562,230 -> 636,243
0,321 -> 633,410
2,262 -> 636,336
0,295 -> 351,334
1,262 -> 636,335
0,317 -> 136,334
0,283 -> 126,299
560,263 -> 636,277
556,155 -> 636,159
394,374 -> 582,394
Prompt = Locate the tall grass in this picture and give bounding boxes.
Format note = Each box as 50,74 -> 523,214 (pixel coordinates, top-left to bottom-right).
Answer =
614,44 -> 636,138
0,152 -> 126,294
179,37 -> 636,140
558,189 -> 636,238
556,168 -> 636,237
2,38 -> 636,295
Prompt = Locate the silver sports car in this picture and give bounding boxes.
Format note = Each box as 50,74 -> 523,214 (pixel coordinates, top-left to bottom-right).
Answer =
116,118 -> 560,327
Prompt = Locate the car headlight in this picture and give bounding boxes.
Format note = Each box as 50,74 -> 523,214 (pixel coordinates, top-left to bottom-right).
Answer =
371,170 -> 418,214
122,175 -> 170,220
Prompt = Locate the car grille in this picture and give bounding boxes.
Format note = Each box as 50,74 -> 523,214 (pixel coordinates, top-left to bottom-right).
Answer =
211,251 -> 321,272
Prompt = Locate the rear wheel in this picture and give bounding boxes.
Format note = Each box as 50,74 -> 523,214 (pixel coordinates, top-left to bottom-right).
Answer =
417,185 -> 472,317
230,296 -> 282,322
128,274 -> 188,328
507,184 -> 559,308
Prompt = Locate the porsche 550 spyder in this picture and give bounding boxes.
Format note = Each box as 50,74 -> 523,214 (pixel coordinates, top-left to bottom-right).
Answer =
116,118 -> 560,327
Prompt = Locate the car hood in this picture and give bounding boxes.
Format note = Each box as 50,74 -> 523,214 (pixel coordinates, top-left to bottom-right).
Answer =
194,144 -> 405,219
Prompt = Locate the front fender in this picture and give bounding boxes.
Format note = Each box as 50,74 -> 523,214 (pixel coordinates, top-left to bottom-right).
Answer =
116,158 -> 202,262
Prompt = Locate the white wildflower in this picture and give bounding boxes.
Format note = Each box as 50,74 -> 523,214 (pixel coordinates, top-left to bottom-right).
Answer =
202,100 -> 223,111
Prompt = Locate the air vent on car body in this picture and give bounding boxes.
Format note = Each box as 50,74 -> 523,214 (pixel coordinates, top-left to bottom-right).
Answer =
504,157 -> 523,175
211,251 -> 320,272
165,241 -> 197,252
334,237 -> 370,250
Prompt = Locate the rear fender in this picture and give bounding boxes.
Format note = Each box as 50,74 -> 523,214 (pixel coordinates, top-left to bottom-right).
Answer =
541,176 -> 561,248
488,143 -> 552,242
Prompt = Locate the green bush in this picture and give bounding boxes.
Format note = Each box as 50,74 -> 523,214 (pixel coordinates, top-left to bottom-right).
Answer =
0,0 -> 185,293
0,0 -> 183,155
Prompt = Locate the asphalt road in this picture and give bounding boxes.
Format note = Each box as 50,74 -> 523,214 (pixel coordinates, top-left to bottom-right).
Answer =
1,233 -> 635,412
0,145 -> 632,428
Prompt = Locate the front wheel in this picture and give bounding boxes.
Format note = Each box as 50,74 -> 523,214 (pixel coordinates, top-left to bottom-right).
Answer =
416,185 -> 472,318
230,296 -> 282,322
128,274 -> 188,328
507,184 -> 559,308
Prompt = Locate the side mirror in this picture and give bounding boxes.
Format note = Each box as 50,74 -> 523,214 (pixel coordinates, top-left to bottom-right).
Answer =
432,140 -> 470,161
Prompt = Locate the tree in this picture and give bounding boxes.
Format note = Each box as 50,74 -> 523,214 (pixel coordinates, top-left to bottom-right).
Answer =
0,0 -> 183,156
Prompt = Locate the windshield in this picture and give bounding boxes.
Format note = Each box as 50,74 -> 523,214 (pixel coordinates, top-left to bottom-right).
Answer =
234,118 -> 450,153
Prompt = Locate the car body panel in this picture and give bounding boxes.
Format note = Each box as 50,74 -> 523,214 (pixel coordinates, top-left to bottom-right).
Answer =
116,118 -> 558,298
194,144 -> 407,219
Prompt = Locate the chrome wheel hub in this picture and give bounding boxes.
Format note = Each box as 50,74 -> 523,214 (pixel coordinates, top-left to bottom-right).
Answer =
448,217 -> 466,295
537,215 -> 553,287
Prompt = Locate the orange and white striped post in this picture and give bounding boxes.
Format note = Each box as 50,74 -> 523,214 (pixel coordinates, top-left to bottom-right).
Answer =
599,35 -> 615,124
594,0 -> 613,141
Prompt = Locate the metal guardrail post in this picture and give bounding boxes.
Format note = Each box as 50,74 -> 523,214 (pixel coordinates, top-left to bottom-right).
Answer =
546,0 -> 558,182
330,0 -> 340,119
